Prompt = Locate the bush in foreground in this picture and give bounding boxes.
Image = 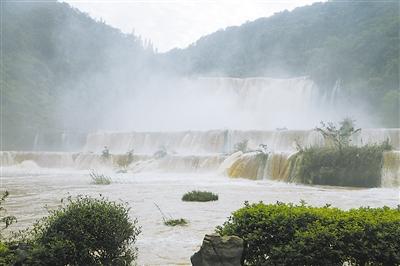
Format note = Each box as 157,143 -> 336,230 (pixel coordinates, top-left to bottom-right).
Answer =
23,196 -> 140,265
217,201 -> 400,265
0,191 -> 17,265
182,190 -> 219,202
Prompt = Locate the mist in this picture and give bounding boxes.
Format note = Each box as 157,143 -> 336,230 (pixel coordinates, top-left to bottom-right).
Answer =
3,0 -> 395,151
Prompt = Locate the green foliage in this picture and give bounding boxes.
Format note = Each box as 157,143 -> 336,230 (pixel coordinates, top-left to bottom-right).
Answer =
0,241 -> 15,265
89,170 -> 112,185
101,146 -> 110,160
2,1 -> 153,150
164,218 -> 188,227
182,190 -> 219,202
315,118 -> 361,150
0,192 -> 18,265
115,150 -> 134,169
0,191 -> 17,238
154,203 -> 188,227
291,143 -> 390,187
217,201 -> 400,266
24,195 -> 141,265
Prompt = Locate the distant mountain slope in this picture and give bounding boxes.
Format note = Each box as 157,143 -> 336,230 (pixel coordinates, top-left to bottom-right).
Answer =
1,0 -> 398,150
164,0 -> 399,127
1,0 -> 153,149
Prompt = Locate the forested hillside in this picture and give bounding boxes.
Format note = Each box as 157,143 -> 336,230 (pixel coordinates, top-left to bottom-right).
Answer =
163,0 -> 399,127
1,0 -> 154,149
1,0 -> 398,150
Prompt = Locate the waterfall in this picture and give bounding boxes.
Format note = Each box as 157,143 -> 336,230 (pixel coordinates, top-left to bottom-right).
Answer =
222,149 -> 399,187
84,129 -> 399,154
381,151 -> 400,188
0,151 -> 75,168
33,132 -> 40,151
224,151 -> 268,180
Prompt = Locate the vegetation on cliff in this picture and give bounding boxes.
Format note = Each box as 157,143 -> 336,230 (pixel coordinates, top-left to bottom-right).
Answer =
289,119 -> 392,187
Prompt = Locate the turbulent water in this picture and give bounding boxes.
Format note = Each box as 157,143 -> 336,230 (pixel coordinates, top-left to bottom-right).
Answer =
1,77 -> 399,264
2,128 -> 399,265
84,128 -> 400,154
2,169 -> 399,265
101,76 -> 377,132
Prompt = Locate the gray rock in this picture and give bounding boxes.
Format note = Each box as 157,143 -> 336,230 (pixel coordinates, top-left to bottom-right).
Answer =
191,234 -> 244,266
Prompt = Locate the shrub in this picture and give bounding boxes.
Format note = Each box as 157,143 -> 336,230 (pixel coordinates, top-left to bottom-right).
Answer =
154,203 -> 188,227
315,118 -> 361,150
115,150 -> 134,169
164,218 -> 188,227
290,143 -> 390,187
182,190 -> 219,202
25,195 -> 141,265
0,191 -> 17,265
90,170 -> 112,185
217,202 -> 400,266
0,191 -> 17,237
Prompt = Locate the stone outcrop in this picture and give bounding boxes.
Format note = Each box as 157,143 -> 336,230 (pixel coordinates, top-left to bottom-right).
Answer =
191,234 -> 244,266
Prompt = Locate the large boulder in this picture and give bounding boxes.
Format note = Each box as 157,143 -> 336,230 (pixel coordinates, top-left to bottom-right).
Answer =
191,234 -> 244,266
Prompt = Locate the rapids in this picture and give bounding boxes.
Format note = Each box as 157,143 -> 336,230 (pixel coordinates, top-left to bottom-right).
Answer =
1,127 -> 399,265
2,169 -> 399,265
84,128 -> 400,154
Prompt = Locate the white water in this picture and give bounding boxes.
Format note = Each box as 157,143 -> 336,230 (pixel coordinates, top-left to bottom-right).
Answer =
1,168 -> 398,265
1,76 -> 399,264
104,76 -> 374,132
1,128 -> 399,265
84,128 -> 400,154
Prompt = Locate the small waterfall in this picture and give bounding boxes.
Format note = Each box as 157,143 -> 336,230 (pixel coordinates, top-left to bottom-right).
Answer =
84,128 -> 399,155
61,132 -> 68,150
0,151 -> 16,167
0,151 -> 75,168
330,79 -> 342,105
84,130 -> 227,154
222,149 -> 400,188
381,151 -> 400,188
33,132 -> 40,151
225,151 -> 268,180
0,151 -> 225,173
222,151 -> 295,181
264,152 -> 293,181
352,129 -> 400,150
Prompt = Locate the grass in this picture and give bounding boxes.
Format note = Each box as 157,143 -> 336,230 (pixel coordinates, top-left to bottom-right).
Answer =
89,170 -> 112,185
164,218 -> 188,226
182,190 -> 219,202
154,203 -> 188,227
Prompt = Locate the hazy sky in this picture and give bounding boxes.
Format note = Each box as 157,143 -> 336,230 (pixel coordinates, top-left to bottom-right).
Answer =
63,0 -> 323,52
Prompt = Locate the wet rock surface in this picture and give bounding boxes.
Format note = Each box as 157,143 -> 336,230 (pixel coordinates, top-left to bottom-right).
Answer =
191,234 -> 243,266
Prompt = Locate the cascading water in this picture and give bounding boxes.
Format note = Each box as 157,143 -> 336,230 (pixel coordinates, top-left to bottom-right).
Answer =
381,151 -> 400,188
84,129 -> 399,154
2,77 -> 399,187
